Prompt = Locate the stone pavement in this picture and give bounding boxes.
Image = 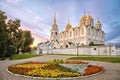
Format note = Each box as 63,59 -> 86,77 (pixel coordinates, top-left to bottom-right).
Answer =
0,55 -> 120,80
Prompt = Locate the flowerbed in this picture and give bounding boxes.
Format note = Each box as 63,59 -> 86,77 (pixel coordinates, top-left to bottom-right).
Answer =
8,60 -> 104,78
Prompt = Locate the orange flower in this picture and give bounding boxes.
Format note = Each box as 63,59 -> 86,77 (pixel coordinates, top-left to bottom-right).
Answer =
84,66 -> 103,75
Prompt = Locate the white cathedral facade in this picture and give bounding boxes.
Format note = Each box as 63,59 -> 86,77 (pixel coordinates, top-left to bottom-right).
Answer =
50,12 -> 105,49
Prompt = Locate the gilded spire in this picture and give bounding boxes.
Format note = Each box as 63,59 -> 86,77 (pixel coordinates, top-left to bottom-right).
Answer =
66,19 -> 72,27
54,11 -> 56,24
80,11 -> 87,21
52,11 -> 57,26
86,11 -> 93,20
96,17 -> 101,25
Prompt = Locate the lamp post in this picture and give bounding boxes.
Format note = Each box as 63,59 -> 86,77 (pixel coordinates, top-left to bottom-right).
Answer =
51,43 -> 53,55
76,42 -> 79,56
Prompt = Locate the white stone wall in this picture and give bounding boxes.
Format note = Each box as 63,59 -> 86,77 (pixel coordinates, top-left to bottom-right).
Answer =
41,46 -> 118,55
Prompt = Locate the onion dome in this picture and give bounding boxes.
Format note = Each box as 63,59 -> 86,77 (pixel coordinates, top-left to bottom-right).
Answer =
86,11 -> 93,20
66,20 -> 72,30
96,17 -> 101,25
86,15 -> 93,20
96,21 -> 101,25
80,16 -> 87,21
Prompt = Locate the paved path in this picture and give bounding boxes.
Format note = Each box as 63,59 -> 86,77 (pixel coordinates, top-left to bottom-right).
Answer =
0,55 -> 120,80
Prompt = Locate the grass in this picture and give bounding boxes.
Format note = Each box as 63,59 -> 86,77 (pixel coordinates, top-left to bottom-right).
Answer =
10,54 -> 42,60
68,57 -> 120,63
48,54 -> 119,57
48,53 -> 100,56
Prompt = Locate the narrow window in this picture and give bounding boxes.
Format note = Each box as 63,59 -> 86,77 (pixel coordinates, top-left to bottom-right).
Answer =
76,30 -> 77,36
70,31 -> 72,37
55,32 -> 57,35
82,28 -> 84,35
89,28 -> 90,35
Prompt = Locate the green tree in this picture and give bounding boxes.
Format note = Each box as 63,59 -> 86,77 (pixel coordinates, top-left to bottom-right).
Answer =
89,41 -> 94,46
0,10 -> 34,59
0,10 -> 9,59
7,19 -> 22,54
21,30 -> 34,53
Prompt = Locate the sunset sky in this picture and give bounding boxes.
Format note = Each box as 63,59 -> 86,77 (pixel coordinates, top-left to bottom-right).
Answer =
0,0 -> 120,46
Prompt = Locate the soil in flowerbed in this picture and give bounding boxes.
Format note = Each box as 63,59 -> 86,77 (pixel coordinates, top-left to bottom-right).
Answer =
8,60 -> 104,78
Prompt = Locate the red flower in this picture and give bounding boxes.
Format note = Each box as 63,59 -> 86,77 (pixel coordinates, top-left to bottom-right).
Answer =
84,66 -> 103,75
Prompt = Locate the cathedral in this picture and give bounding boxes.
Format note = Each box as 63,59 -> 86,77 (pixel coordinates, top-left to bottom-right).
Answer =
50,12 -> 105,49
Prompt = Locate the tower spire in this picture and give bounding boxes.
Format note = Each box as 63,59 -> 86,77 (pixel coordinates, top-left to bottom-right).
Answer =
54,11 -> 56,25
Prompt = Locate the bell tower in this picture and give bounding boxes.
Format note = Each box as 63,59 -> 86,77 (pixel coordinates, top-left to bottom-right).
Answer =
96,17 -> 102,30
50,12 -> 59,43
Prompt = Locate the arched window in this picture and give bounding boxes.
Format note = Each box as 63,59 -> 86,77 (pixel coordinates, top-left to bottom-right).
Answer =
82,28 -> 84,35
65,33 -> 66,38
89,21 -> 91,25
76,30 -> 77,36
55,32 -> 57,35
89,28 -> 90,35
70,31 -> 72,37
84,22 -> 85,25
102,33 -> 103,38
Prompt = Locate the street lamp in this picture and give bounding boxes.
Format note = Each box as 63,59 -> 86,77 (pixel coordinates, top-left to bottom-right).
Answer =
50,43 -> 53,55
76,42 -> 79,56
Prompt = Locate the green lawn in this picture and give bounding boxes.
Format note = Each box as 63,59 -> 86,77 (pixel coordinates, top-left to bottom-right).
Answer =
49,54 -> 119,57
10,54 -> 42,60
68,57 -> 120,63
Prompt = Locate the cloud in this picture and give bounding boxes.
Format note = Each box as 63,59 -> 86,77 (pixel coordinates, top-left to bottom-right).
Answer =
5,0 -> 22,4
0,1 -> 50,40
105,20 -> 120,43
1,0 -> 120,45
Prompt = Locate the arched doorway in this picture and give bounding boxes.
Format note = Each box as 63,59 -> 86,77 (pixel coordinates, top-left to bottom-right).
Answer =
65,45 -> 68,48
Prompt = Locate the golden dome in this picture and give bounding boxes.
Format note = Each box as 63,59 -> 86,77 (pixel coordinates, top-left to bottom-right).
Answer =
66,23 -> 72,30
66,20 -> 72,30
66,23 -> 72,27
96,21 -> 101,25
66,20 -> 72,27
86,16 -> 93,20
80,16 -> 87,21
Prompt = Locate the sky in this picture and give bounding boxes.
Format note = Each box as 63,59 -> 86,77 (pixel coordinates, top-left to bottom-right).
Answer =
0,0 -> 120,46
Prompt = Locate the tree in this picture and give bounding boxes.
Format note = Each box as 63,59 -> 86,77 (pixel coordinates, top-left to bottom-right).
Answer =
7,19 -> 22,54
20,30 -> 34,53
0,10 -> 9,59
89,41 -> 94,46
0,10 -> 34,59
